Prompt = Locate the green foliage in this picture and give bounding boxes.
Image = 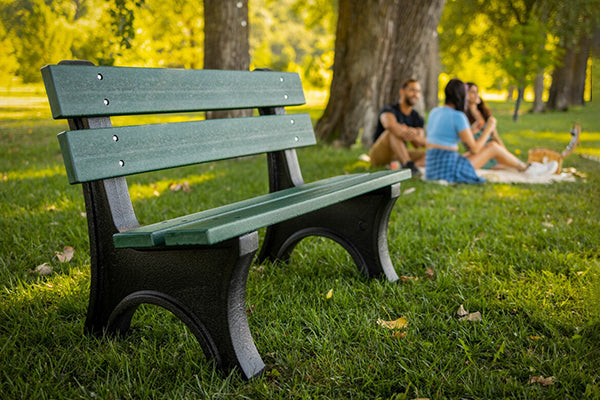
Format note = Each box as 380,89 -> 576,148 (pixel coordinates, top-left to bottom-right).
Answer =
500,17 -> 554,88
108,0 -> 145,51
440,0 -> 598,93
0,19 -> 19,86
117,0 -> 204,69
250,0 -> 335,89
0,0 -> 336,88
0,0 -> 72,82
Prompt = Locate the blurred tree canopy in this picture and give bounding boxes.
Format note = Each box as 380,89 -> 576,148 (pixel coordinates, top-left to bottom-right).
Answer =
439,0 -> 600,116
0,0 -> 335,87
1,0 -> 598,122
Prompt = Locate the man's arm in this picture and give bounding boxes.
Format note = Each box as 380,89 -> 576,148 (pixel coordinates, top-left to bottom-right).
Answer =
380,112 -> 416,141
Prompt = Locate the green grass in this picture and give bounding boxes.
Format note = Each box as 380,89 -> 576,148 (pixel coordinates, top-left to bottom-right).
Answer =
1,82 -> 600,399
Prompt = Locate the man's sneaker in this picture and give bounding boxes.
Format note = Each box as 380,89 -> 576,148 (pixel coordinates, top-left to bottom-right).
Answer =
524,161 -> 559,177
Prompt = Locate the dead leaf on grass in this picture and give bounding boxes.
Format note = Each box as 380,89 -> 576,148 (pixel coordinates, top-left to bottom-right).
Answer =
33,263 -> 53,276
403,187 -> 416,195
529,375 -> 555,386
457,304 -> 469,317
169,181 -> 192,192
55,246 -> 74,263
377,317 -> 408,330
325,288 -> 333,299
465,311 -> 482,321
400,275 -> 419,282
457,305 -> 481,321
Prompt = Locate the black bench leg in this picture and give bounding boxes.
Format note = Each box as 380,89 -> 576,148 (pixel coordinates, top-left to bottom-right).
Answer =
85,232 -> 265,380
258,184 -> 401,281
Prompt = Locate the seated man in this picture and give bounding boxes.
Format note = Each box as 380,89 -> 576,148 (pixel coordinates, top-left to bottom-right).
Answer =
369,78 -> 426,175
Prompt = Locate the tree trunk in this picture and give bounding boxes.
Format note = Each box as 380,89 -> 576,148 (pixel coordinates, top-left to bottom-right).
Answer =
424,31 -> 441,111
569,35 -> 592,106
204,0 -> 251,119
513,86 -> 524,121
547,44 -> 575,111
315,0 -> 445,148
547,32 -> 593,111
531,72 -> 545,113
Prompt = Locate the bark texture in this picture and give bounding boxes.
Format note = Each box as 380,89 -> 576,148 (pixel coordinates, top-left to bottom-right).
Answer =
204,0 -> 251,119
547,34 -> 592,111
315,0 -> 445,147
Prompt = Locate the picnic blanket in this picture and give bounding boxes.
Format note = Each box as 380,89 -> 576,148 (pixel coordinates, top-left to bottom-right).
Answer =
475,168 -> 576,184
417,167 -> 578,184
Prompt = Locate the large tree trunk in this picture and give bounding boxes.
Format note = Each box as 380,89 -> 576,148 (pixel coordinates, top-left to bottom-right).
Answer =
570,35 -> 592,106
531,72 -> 545,113
424,31 -> 441,111
547,33 -> 592,111
316,0 -> 445,148
204,0 -> 251,119
547,45 -> 575,111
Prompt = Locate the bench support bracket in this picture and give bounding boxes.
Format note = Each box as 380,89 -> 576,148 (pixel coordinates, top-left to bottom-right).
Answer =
82,180 -> 265,380
258,184 -> 401,282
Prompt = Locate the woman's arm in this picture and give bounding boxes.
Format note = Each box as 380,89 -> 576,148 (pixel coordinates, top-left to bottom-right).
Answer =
460,116 -> 496,154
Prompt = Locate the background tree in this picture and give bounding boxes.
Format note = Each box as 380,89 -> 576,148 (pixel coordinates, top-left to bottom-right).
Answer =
316,0 -> 445,147
440,0 -> 554,121
117,0 -> 204,69
250,0 -> 336,90
204,0 -> 250,119
546,0 -> 600,111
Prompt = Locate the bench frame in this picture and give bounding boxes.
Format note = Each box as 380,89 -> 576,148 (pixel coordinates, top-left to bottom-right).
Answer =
42,60 -> 409,379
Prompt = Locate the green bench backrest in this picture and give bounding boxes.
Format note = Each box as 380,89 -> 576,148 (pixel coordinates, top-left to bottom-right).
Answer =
41,65 -> 305,118
41,64 -> 315,184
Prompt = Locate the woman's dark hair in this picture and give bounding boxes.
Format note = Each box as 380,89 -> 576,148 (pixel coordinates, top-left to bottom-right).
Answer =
444,78 -> 466,112
465,82 -> 492,124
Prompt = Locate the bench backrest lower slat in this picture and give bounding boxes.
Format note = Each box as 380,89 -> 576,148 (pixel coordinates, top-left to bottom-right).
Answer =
41,65 -> 305,119
59,113 -> 315,184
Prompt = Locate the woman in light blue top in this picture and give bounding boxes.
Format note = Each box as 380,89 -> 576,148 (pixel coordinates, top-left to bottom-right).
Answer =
425,79 -> 552,183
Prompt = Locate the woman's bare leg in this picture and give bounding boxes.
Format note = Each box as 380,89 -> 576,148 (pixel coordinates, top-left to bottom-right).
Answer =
467,142 -> 527,170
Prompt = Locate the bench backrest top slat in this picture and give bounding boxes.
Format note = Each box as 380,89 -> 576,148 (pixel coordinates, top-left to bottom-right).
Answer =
41,65 -> 306,119
59,113 -> 315,184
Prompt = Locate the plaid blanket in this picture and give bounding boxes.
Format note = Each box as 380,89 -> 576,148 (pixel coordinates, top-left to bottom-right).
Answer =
425,149 -> 485,184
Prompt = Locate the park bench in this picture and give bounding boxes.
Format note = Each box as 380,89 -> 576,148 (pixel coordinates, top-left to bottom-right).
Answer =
41,60 -> 411,379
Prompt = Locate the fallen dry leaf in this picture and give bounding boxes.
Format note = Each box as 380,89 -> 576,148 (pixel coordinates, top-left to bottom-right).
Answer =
55,246 -> 74,263
529,376 -> 555,386
169,181 -> 192,192
34,263 -> 52,276
403,187 -> 416,195
457,304 -> 469,317
377,317 -> 408,330
391,331 -> 407,339
425,267 -> 434,278
325,288 -> 333,299
457,305 -> 481,321
465,311 -> 482,322
400,275 -> 419,282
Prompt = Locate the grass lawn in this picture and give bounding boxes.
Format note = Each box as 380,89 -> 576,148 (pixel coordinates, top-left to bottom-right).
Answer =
1,78 -> 599,399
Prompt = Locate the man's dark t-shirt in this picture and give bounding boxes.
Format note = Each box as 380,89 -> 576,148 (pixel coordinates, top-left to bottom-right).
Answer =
373,102 -> 425,142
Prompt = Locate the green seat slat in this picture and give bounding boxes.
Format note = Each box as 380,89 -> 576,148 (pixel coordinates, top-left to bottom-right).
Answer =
58,113 -> 315,184
113,169 -> 410,248
113,174 -> 362,248
41,65 -> 305,119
